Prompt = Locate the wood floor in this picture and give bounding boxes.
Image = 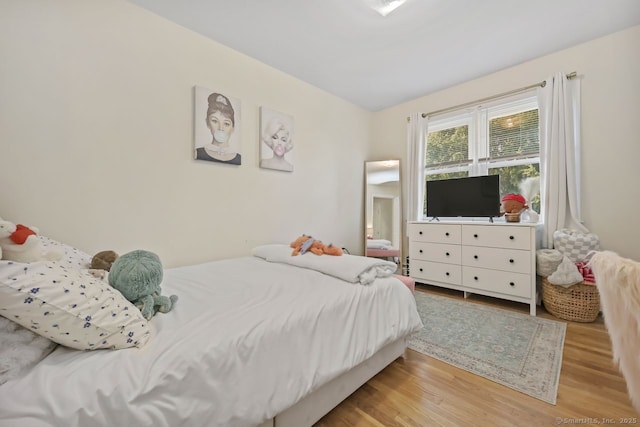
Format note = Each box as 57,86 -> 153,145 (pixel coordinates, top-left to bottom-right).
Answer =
315,284 -> 638,427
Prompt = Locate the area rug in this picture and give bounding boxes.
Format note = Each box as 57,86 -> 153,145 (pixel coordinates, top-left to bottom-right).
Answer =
408,291 -> 566,404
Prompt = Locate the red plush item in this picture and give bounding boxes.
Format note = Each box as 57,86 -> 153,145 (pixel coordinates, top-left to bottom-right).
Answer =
500,193 -> 528,215
575,261 -> 595,284
10,224 -> 37,245
501,194 -> 526,204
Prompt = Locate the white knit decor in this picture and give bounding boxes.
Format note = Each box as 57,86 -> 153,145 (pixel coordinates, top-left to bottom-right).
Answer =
553,229 -> 600,262
536,249 -> 564,277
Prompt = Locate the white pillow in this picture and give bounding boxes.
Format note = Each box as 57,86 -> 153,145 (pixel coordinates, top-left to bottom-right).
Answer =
0,261 -> 150,350
252,244 -> 292,260
547,256 -> 584,287
366,239 -> 392,249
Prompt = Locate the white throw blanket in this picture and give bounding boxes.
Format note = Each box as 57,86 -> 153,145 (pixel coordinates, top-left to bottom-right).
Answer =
589,251 -> 640,413
253,244 -> 398,285
0,317 -> 56,385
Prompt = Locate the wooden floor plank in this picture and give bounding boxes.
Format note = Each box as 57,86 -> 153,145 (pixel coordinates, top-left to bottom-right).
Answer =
315,284 -> 638,426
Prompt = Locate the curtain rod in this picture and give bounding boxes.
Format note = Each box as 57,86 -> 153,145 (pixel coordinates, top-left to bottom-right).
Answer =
408,71 -> 577,121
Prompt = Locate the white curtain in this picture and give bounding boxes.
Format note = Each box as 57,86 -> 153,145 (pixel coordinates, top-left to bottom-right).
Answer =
405,113 -> 428,229
538,72 -> 586,248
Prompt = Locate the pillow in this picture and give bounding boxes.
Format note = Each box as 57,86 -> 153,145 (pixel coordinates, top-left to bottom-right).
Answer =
552,228 -> 600,262
366,239 -> 392,249
547,256 -> 584,287
0,261 -> 150,350
252,244 -> 292,260
0,316 -> 56,385
39,235 -> 92,269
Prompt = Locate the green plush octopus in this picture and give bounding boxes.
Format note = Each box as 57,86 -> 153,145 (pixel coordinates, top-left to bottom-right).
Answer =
108,250 -> 178,320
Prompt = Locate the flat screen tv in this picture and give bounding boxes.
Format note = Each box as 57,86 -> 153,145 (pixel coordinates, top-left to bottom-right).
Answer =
426,175 -> 500,219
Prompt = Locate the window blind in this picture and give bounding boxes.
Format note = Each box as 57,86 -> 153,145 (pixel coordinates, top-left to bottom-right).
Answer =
488,109 -> 539,162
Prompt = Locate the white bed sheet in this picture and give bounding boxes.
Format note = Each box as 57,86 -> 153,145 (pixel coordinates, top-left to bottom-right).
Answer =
366,239 -> 392,249
0,256 -> 422,427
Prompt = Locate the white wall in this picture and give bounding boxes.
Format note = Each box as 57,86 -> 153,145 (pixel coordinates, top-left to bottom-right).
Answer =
370,25 -> 640,261
2,2 -> 637,265
0,0 -> 371,267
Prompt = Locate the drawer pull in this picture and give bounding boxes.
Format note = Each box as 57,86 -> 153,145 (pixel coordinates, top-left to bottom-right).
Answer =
419,268 -> 423,272
474,234 -> 478,238
473,255 -> 478,260
474,276 -> 478,281
445,272 -> 450,276
419,249 -> 423,253
419,231 -> 423,235
509,282 -> 515,287
509,259 -> 514,263
445,252 -> 450,256
445,232 -> 450,236
509,235 -> 514,240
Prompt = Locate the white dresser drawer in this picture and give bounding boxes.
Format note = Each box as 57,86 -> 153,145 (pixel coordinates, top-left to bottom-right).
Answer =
410,242 -> 461,264
408,221 -> 536,315
462,225 -> 531,250
411,260 -> 462,286
461,246 -> 531,274
409,223 -> 461,244
462,266 -> 531,298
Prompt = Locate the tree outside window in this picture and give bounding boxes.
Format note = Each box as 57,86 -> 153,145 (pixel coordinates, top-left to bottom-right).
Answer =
422,96 -> 540,217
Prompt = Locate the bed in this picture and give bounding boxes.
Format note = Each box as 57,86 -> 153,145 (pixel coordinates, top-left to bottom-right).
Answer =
0,239 -> 423,427
366,238 -> 400,262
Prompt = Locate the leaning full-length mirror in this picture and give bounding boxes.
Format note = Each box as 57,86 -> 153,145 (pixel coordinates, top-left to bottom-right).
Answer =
364,160 -> 402,268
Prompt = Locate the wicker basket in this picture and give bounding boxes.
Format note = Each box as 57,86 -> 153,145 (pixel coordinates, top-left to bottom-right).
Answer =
505,212 -> 521,222
542,277 -> 600,322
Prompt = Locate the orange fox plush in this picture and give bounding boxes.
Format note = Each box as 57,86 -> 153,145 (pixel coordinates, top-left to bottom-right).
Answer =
290,234 -> 313,256
323,244 -> 343,256
290,234 -> 343,256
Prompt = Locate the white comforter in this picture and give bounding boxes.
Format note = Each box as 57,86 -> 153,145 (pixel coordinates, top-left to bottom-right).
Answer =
0,256 -> 422,427
253,244 -> 398,284
366,239 -> 393,249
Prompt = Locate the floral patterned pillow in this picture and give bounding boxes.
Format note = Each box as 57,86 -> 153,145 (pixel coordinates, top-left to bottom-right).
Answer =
0,261 -> 150,350
38,235 -> 92,269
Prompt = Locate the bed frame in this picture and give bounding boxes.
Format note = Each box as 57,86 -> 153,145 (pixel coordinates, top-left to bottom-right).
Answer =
258,337 -> 407,427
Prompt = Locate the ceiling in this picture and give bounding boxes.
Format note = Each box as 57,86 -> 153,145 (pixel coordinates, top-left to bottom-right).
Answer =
128,0 -> 640,112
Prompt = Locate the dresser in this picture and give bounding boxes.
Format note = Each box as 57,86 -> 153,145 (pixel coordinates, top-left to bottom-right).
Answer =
408,221 -> 538,315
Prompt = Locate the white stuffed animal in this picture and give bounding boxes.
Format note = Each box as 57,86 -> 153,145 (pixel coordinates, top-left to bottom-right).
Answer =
0,219 -> 62,263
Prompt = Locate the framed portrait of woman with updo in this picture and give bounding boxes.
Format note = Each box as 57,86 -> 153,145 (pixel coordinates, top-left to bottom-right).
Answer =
194,86 -> 242,165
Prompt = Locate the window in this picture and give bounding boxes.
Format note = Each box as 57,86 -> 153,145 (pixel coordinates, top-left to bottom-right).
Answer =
423,94 -> 540,217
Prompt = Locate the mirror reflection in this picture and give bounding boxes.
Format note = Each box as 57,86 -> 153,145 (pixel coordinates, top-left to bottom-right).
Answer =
364,160 -> 402,268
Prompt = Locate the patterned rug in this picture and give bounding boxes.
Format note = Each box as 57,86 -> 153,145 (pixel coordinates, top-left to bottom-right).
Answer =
408,291 -> 566,404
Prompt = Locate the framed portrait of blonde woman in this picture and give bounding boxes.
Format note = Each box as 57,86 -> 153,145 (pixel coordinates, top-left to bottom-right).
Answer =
194,86 -> 242,165
259,107 -> 294,172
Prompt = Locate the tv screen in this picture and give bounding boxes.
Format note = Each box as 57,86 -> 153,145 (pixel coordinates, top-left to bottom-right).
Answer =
426,175 -> 500,218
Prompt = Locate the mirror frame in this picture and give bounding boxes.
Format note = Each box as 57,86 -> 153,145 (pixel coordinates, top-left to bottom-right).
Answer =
364,159 -> 402,270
